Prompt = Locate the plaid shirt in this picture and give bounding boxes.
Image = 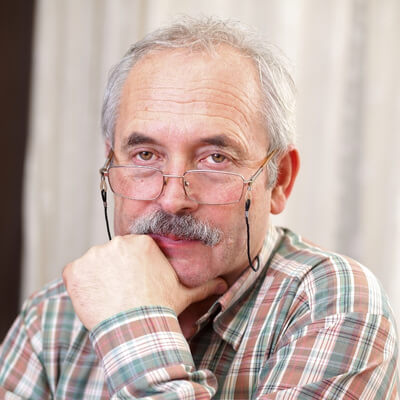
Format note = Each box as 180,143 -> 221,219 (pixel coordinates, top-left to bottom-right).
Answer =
0,227 -> 398,399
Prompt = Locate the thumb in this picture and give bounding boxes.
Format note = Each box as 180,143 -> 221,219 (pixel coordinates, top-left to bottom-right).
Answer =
187,278 -> 228,306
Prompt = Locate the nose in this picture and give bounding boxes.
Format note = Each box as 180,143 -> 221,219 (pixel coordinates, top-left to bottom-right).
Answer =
156,174 -> 199,214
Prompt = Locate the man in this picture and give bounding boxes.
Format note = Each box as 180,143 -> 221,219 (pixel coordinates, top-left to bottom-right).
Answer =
0,16 -> 398,399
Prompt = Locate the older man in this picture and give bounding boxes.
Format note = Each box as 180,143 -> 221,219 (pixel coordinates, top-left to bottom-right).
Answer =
1,17 -> 398,399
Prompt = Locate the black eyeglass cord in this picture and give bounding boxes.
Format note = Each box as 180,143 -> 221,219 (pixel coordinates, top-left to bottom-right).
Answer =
101,189 -> 112,241
245,199 -> 260,272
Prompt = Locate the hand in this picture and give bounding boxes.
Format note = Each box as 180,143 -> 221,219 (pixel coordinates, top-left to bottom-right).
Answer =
63,235 -> 227,330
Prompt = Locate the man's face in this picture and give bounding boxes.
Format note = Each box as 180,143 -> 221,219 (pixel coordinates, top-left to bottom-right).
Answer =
112,46 -> 272,287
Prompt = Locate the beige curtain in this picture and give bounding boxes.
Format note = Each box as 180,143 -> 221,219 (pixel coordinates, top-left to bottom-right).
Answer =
24,0 -> 400,325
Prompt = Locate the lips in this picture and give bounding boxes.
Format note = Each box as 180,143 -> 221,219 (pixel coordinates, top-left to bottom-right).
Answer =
148,234 -> 203,258
149,233 -> 196,244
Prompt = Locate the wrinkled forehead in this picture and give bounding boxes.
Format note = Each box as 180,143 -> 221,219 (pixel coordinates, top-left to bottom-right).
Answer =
122,45 -> 263,112
114,46 -> 266,153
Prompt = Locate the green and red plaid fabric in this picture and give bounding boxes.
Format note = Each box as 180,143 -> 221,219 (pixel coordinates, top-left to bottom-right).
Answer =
1,227 -> 398,399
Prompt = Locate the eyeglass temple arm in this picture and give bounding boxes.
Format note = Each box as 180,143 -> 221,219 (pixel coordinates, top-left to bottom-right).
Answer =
246,149 -> 276,187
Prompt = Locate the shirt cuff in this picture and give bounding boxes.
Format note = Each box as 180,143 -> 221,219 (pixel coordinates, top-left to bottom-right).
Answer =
89,306 -> 195,396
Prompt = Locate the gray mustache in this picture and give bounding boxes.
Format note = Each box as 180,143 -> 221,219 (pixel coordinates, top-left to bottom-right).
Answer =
129,210 -> 222,246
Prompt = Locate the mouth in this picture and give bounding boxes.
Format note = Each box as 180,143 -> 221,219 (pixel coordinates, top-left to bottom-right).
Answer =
148,233 -> 205,259
149,233 -> 199,245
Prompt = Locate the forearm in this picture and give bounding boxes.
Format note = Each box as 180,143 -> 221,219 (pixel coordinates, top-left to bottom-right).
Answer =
90,306 -> 218,399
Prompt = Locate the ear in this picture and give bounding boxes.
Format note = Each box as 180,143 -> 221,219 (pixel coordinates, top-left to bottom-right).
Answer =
270,147 -> 300,215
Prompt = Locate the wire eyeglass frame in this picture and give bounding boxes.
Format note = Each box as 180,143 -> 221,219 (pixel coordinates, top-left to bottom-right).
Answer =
99,149 -> 275,205
99,148 -> 276,272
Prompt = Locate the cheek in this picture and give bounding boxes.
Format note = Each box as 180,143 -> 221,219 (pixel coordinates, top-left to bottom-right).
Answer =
204,202 -> 253,249
113,197 -> 126,236
113,197 -> 148,235
212,205 -> 248,251
207,205 -> 255,281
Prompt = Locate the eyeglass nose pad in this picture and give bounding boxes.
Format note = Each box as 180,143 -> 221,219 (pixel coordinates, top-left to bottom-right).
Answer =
182,178 -> 191,198
162,174 -> 190,200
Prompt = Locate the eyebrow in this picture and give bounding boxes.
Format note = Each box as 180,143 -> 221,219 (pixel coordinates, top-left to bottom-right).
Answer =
122,132 -> 246,158
123,132 -> 158,150
199,134 -> 246,158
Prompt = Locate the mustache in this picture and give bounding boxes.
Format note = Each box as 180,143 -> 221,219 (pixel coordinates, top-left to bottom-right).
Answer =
129,210 -> 222,247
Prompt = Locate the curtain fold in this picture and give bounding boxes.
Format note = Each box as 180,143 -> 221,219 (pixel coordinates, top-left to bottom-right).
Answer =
23,0 -> 400,323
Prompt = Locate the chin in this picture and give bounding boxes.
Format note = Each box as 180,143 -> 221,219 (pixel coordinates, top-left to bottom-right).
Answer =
170,258 -> 214,288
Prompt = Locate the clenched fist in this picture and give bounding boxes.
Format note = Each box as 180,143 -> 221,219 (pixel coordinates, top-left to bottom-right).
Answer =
63,235 -> 227,330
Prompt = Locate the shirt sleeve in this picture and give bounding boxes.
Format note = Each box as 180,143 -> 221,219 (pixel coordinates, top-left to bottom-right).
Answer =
0,306 -> 51,399
89,306 -> 218,399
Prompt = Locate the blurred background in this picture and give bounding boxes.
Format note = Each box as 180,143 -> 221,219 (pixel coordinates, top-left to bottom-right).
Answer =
1,0 -> 399,341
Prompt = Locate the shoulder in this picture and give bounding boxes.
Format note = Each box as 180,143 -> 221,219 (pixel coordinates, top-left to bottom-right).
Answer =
20,279 -> 82,339
22,278 -> 70,316
270,228 -> 394,320
24,278 -> 69,306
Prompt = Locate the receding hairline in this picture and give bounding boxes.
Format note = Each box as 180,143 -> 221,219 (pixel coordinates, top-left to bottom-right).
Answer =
118,43 -> 264,112
101,15 -> 296,186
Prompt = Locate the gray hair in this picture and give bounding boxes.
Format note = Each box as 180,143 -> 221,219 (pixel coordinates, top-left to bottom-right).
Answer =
101,16 -> 296,185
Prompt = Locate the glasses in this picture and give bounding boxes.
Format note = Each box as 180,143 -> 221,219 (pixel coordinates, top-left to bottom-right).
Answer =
99,150 -> 275,205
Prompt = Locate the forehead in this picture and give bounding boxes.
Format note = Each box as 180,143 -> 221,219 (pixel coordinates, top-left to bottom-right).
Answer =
128,45 -> 260,89
114,45 -> 267,157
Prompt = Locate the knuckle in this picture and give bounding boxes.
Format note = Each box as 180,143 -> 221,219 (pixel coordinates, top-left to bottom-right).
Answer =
135,234 -> 155,250
111,235 -> 123,245
62,265 -> 68,282
85,243 -> 104,259
85,247 -> 95,258
110,235 -> 129,251
62,262 -> 74,288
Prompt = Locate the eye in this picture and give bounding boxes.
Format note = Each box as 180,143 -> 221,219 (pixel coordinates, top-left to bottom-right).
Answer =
209,153 -> 226,163
136,151 -> 154,161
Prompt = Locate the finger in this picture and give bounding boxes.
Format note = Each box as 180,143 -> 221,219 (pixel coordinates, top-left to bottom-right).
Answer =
186,278 -> 228,306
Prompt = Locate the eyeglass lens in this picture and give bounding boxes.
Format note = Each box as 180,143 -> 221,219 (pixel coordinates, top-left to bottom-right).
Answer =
108,167 -> 244,204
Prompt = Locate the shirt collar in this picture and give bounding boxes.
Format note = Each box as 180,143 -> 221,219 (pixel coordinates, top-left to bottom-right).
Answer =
195,224 -> 283,350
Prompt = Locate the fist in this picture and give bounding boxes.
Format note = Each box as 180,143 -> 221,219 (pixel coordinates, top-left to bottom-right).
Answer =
63,235 -> 227,330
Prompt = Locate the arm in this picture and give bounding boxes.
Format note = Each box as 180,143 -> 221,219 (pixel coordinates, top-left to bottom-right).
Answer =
90,307 -> 217,399
63,234 -> 227,399
0,304 -> 51,399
